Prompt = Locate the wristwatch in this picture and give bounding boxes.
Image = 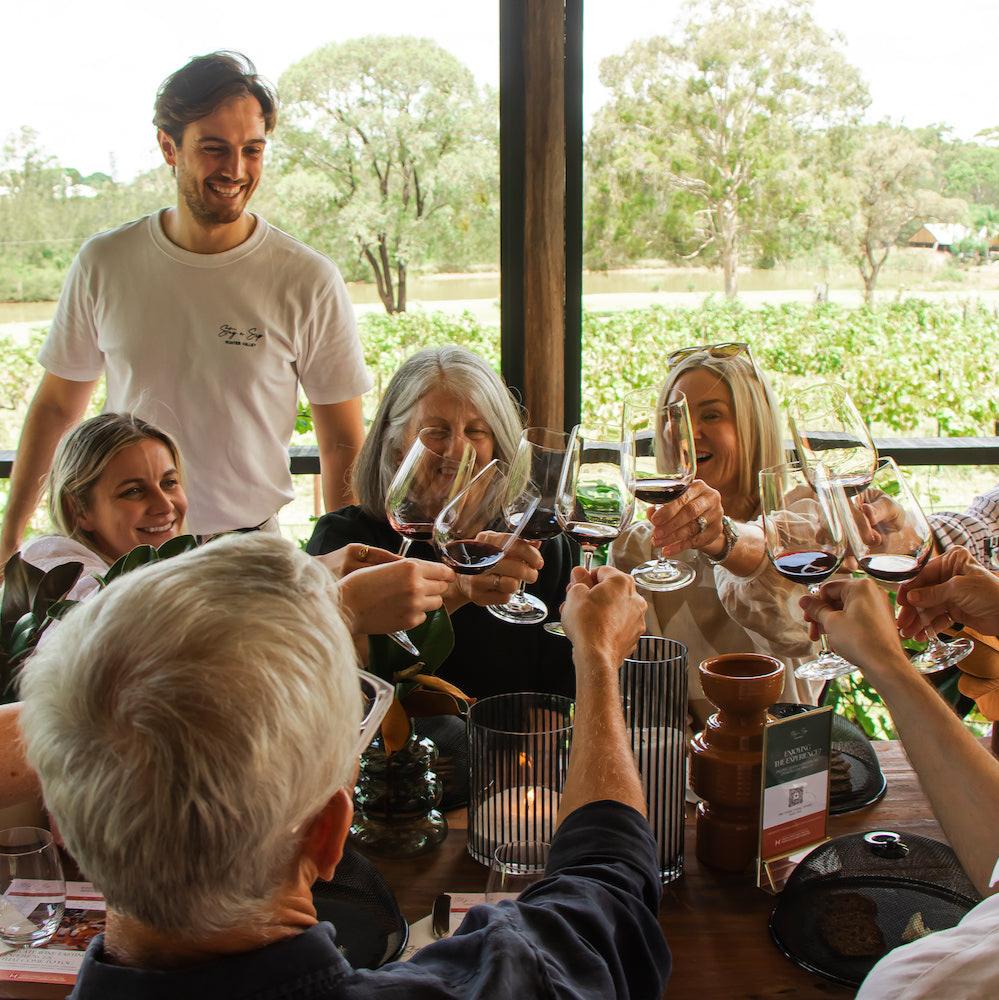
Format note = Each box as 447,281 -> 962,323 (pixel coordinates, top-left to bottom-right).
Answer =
706,516 -> 739,565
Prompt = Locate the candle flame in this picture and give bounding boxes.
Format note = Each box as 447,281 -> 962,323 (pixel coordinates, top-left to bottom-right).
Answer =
526,787 -> 535,806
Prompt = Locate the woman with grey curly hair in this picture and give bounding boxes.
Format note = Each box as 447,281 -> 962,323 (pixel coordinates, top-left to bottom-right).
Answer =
307,345 -> 577,699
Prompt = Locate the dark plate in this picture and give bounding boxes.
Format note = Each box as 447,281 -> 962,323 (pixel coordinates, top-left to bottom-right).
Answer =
314,893 -> 409,969
770,875 -> 977,988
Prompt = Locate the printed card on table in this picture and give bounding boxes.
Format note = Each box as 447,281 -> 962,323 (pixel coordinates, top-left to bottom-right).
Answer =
757,707 -> 832,893
0,881 -> 105,986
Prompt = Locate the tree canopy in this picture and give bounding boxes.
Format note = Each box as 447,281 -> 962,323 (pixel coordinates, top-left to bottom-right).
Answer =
275,36 -> 497,312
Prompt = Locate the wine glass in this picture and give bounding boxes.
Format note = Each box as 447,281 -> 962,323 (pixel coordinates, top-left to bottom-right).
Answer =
0,827 -> 65,948
386,427 -> 476,556
484,842 -> 550,903
434,460 -> 539,577
759,461 -> 855,680
842,457 -> 974,673
544,424 -> 636,637
788,383 -> 878,494
621,390 -> 697,592
489,428 -> 569,626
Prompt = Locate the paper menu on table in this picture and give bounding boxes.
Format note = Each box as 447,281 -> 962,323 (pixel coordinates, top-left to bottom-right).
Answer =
402,892 -> 490,960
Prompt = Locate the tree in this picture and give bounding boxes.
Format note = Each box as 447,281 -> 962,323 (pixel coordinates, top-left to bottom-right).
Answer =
276,37 -> 497,313
832,126 -> 965,304
586,0 -> 868,296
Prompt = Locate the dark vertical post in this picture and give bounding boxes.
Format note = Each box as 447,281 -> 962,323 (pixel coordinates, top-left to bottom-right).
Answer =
564,0 -> 583,430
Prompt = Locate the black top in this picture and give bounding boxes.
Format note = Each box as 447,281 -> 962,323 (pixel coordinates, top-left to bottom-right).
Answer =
306,506 -> 577,699
69,800 -> 671,1000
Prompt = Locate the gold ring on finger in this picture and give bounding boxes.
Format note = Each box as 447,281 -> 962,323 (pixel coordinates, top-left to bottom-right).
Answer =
357,544 -> 369,562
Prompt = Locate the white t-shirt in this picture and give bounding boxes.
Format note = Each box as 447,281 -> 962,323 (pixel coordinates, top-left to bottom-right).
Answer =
39,212 -> 373,534
857,892 -> 999,999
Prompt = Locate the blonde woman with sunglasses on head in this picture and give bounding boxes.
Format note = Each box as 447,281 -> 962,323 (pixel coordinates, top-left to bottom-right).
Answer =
610,344 -> 822,728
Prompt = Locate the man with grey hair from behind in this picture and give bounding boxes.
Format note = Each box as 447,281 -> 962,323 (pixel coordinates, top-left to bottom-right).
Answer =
19,533 -> 671,999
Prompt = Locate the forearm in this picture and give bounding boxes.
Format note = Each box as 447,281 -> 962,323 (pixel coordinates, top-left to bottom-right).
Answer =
704,520 -> 766,577
1,396 -> 85,557
320,448 -> 359,511
557,654 -> 646,825
872,655 -> 999,896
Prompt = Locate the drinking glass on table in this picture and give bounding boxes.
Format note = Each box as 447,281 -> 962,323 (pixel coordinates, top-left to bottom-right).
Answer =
484,842 -> 551,903
759,461 -> 855,681
489,428 -> 570,625
788,383 -> 878,495
622,390 -> 697,592
434,460 -> 539,579
842,456 -> 974,674
383,428 -> 476,654
0,827 -> 65,948
544,424 -> 636,637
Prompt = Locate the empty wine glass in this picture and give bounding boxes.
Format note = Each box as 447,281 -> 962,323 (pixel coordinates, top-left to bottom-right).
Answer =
0,827 -> 65,948
622,390 -> 697,592
434,460 -> 539,579
489,428 -> 569,626
842,457 -> 974,673
544,424 -> 636,637
788,383 -> 878,494
484,842 -> 550,903
759,461 -> 855,680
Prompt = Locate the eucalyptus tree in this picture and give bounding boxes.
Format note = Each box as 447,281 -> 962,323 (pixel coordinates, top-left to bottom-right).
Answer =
277,37 -> 497,313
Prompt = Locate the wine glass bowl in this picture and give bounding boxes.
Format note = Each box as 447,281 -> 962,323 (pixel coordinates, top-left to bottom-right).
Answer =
841,457 -> 973,674
788,383 -> 878,495
484,841 -> 551,903
0,827 -> 65,949
622,390 -> 697,593
759,460 -> 855,681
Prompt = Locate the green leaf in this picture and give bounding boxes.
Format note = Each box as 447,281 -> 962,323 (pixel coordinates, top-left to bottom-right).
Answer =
155,534 -> 198,561
100,545 -> 157,585
1,553 -> 44,648
366,607 -> 455,688
46,599 -> 79,622
30,561 -> 83,621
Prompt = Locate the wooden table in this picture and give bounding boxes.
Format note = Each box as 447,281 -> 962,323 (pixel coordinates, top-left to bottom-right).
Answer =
372,741 -> 940,1000
0,742 -> 938,999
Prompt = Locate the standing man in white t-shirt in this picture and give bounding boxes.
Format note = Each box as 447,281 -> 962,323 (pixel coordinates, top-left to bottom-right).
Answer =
0,51 -> 371,559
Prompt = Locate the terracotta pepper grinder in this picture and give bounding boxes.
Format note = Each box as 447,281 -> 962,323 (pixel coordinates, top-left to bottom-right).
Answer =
689,653 -> 785,873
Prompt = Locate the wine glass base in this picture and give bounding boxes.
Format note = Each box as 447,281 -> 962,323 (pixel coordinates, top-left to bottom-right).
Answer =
487,592 -> 548,625
794,651 -> 857,681
910,637 -> 974,674
630,558 -> 695,593
543,621 -> 567,637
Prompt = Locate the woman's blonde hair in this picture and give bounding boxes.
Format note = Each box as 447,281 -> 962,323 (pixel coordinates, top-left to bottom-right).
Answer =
48,413 -> 185,552
352,346 -> 524,518
661,352 -> 784,519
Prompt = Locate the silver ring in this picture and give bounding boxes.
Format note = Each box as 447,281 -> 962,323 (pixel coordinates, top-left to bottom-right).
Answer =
695,515 -> 709,534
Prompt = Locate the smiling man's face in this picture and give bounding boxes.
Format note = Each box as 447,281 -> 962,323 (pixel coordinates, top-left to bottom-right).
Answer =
159,93 -> 267,229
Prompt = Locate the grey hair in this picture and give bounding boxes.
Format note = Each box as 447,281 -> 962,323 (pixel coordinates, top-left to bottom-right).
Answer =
662,352 -> 784,519
19,533 -> 361,938
47,413 -> 185,553
352,345 -> 524,517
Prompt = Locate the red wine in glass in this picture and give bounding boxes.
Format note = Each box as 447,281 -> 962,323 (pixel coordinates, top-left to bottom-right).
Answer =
508,506 -> 562,541
388,516 -> 435,543
771,550 -> 842,585
562,521 -> 621,547
632,479 -> 689,505
440,539 -> 505,575
858,553 -> 926,584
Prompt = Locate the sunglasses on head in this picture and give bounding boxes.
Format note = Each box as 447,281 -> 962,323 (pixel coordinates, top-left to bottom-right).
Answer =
667,341 -> 755,369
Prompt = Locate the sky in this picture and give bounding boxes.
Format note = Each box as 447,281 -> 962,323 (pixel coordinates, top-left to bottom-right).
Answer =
2,1 -> 997,181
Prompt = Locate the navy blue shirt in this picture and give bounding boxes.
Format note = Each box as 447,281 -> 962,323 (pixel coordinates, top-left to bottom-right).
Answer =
69,801 -> 671,999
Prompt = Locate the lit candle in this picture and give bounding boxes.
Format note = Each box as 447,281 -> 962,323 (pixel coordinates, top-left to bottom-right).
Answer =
475,785 -> 560,855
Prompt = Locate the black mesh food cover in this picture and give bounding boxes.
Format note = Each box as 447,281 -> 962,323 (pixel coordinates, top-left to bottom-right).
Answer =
312,841 -> 409,969
770,830 -> 981,987
769,703 -> 887,814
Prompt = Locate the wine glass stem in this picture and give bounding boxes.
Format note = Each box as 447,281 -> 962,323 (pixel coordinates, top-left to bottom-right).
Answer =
398,538 -> 412,557
582,548 -> 595,572
808,584 -> 833,654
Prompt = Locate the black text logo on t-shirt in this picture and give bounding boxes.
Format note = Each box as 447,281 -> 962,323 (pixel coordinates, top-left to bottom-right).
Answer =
218,323 -> 264,347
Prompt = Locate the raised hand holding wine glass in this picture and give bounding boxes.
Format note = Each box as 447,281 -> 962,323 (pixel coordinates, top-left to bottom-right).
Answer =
842,457 -> 974,674
488,428 -> 569,625
759,460 -> 855,681
622,390 -> 697,592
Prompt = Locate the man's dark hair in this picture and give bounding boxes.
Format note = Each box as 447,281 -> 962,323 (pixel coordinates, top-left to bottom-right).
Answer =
153,51 -> 278,144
